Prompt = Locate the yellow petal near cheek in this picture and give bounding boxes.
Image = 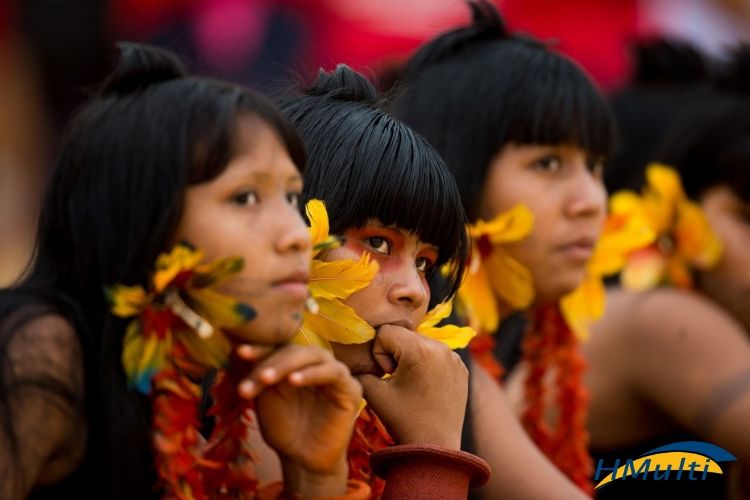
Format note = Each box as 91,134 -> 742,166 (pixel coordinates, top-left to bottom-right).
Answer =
469,204 -> 534,243
417,322 -> 476,349
309,255 -> 379,301
305,199 -> 330,248
301,297 -> 375,344
485,248 -> 535,310
457,266 -> 500,334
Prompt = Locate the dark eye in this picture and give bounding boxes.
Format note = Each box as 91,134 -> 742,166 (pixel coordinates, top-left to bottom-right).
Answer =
416,256 -> 433,273
367,237 -> 391,255
232,191 -> 258,206
287,192 -> 300,208
533,155 -> 562,172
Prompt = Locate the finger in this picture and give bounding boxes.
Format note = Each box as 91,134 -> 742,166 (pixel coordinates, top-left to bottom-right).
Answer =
235,343 -> 275,361
371,338 -> 397,375
239,345 -> 333,398
290,362 -> 363,403
374,325 -> 420,362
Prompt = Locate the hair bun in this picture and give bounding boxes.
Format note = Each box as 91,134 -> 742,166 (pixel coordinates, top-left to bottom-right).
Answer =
305,64 -> 379,104
405,0 -> 509,74
101,42 -> 187,96
632,38 -> 710,85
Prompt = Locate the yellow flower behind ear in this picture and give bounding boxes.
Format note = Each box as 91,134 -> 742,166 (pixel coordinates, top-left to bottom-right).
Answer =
306,199 -> 340,256
296,200 -> 379,347
457,204 -> 534,334
617,163 -> 723,290
418,301 -> 476,349
561,204 -> 656,341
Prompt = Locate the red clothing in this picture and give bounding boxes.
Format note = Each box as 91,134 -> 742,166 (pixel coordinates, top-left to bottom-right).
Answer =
372,443 -> 492,500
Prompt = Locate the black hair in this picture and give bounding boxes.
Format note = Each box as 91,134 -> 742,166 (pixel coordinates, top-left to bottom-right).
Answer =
606,38 -> 718,193
277,64 -> 468,303
656,97 -> 750,203
0,42 -> 304,498
389,0 -> 615,221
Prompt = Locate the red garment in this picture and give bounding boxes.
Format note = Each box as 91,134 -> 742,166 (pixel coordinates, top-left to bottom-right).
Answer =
371,444 -> 491,500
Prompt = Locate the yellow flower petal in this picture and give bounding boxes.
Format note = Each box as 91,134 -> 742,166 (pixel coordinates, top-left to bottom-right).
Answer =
300,297 -> 375,344
646,163 -> 684,203
192,256 -> 244,288
418,323 -> 476,349
469,204 -> 534,243
177,327 -> 231,369
421,301 -> 454,329
153,244 -> 204,292
309,254 -> 379,301
187,288 -> 255,329
457,266 -> 500,333
675,201 -> 723,269
108,284 -> 148,317
306,199 -> 329,247
484,248 -> 535,310
561,275 -> 605,342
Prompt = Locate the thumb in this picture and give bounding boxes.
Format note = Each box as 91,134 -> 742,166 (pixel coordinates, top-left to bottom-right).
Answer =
374,324 -> 420,365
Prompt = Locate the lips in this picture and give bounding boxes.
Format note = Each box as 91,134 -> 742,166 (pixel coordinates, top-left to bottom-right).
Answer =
272,270 -> 310,300
555,236 -> 596,261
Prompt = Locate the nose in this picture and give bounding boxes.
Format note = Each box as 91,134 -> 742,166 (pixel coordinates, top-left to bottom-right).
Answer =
564,161 -> 606,220
387,263 -> 428,311
275,204 -> 311,256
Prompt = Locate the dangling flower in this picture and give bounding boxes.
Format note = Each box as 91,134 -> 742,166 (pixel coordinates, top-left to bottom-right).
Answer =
457,204 -> 535,334
560,199 -> 656,341
296,200 -> 380,348
108,243 -> 254,393
615,163 -> 722,290
107,243 -> 258,499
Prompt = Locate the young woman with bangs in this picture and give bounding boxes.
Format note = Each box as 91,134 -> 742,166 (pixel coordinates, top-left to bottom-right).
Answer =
390,2 -> 613,498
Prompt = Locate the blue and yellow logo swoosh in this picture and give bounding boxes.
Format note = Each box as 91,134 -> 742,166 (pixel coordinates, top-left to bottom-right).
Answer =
595,441 -> 736,490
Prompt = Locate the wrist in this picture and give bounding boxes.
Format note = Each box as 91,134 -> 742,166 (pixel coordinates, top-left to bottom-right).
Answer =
281,456 -> 349,499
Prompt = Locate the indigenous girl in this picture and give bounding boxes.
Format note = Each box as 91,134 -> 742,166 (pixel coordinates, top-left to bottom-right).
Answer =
0,43 -> 366,499
275,64 -> 492,499
390,2 -> 613,497
279,62 -> 594,499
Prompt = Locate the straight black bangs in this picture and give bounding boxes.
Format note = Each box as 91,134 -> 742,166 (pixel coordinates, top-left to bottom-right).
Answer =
391,37 -> 615,220
280,93 -> 468,300
498,47 -> 615,158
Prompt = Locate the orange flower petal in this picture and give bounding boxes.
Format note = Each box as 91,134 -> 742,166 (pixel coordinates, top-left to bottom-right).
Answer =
621,246 -> 666,291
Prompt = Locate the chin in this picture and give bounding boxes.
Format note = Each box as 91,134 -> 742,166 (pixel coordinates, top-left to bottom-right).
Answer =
537,276 -> 584,303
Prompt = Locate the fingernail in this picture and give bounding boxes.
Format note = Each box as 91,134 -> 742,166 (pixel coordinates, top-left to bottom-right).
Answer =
289,372 -> 304,384
238,380 -> 256,398
261,368 -> 276,382
237,345 -> 255,359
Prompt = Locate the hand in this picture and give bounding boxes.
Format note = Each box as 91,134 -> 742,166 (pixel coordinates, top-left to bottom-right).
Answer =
356,325 -> 468,450
236,344 -> 361,476
330,339 -> 396,376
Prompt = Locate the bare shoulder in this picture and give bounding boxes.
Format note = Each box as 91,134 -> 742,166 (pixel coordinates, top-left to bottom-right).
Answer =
607,287 -> 749,358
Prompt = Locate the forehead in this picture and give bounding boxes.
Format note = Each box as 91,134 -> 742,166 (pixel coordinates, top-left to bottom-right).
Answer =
221,116 -> 300,181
